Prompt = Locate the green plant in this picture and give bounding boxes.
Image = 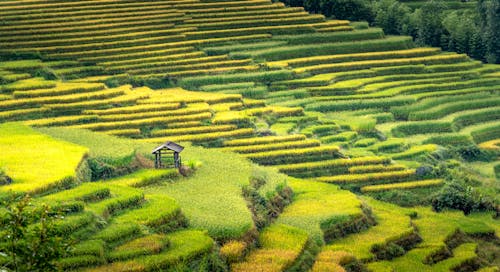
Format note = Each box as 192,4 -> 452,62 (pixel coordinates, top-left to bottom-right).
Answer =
0,194 -> 72,271
431,179 -> 496,215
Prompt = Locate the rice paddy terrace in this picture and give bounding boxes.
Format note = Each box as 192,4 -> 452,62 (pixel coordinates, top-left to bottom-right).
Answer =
0,0 -> 499,271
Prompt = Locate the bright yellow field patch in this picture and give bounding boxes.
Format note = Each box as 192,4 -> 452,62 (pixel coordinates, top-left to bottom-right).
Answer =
0,123 -> 87,193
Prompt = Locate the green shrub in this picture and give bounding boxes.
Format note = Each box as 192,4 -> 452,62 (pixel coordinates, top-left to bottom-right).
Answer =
431,180 -> 496,215
1,196 -> 72,271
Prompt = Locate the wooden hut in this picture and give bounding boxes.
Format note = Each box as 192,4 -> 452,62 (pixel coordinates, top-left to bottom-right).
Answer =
152,141 -> 184,169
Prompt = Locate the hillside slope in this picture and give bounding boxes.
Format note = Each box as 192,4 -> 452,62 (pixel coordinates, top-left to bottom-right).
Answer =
0,0 -> 499,271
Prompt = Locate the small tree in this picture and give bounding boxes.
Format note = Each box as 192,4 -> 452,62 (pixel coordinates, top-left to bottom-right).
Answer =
1,194 -> 71,272
372,0 -> 412,35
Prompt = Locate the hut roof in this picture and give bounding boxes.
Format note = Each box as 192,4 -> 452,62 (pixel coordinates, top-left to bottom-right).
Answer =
152,141 -> 184,154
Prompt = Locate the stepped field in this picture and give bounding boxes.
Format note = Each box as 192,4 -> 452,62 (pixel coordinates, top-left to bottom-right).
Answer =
0,0 -> 499,271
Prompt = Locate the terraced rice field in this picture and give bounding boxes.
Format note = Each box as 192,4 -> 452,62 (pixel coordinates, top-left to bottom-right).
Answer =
0,0 -> 499,271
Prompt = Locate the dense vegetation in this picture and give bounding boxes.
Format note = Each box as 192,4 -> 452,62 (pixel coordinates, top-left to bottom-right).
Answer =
0,0 -> 498,271
280,0 -> 500,63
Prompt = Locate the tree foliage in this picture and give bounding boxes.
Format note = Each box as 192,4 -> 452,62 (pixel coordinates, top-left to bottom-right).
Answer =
281,0 -> 500,63
0,195 -> 71,272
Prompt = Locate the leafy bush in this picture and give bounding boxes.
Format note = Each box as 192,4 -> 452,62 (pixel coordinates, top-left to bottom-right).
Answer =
431,179 -> 496,215
0,195 -> 71,271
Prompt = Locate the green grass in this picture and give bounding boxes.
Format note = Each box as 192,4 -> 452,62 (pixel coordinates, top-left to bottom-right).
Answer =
143,143 -> 255,240
232,223 -> 309,272
108,234 -> 170,261
0,123 -> 88,194
87,230 -> 214,271
277,178 -> 364,244
323,199 -> 414,261
36,126 -> 148,164
367,205 -> 495,271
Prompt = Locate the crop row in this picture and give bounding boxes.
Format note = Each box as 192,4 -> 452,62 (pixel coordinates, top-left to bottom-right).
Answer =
185,24 -> 315,40
1,77 -> 56,92
185,15 -> 325,31
105,55 -> 229,72
272,27 -> 383,45
172,0 -> 272,10
0,0 -> 185,15
245,145 -> 341,165
0,88 -> 124,110
0,107 -> 49,122
128,59 -> 252,75
277,156 -> 391,177
45,90 -> 144,112
270,47 -> 441,68
391,92 -> 492,120
68,112 -> 212,131
51,34 -> 270,59
316,169 -> 416,184
158,64 -> 260,78
222,139 -> 321,154
230,36 -> 413,60
85,230 -> 213,271
105,128 -> 142,137
151,124 -> 237,137
306,96 -> 414,112
179,70 -> 293,88
349,164 -> 406,174
0,22 -> 177,42
470,122 -> 500,144
183,2 -> 286,14
81,47 -> 196,63
422,134 -> 473,146
452,106 -> 500,129
83,103 -> 181,115
97,107 -> 210,122
326,76 -> 461,95
361,179 -> 444,192
223,134 -> 306,146
232,224 -> 309,272
189,6 -> 304,19
408,96 -> 500,121
20,34 -> 187,55
142,128 -> 255,143
373,77 -> 500,98
0,2 -> 179,22
390,144 -> 437,160
13,82 -> 105,98
294,53 -> 468,74
392,121 -> 453,136
24,115 -> 99,127
1,27 -> 189,49
185,11 -> 310,25
0,13 -> 185,34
